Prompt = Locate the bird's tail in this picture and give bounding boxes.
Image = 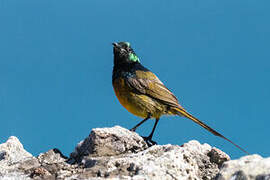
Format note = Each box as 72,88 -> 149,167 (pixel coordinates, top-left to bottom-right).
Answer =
172,107 -> 249,154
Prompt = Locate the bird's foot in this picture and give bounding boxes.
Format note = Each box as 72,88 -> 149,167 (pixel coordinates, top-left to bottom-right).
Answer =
129,127 -> 136,132
142,136 -> 157,147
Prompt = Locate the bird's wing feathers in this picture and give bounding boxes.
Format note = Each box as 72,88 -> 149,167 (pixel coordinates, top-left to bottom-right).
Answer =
126,70 -> 180,107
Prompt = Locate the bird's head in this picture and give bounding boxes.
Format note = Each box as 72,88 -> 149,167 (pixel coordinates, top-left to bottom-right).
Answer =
112,42 -> 140,66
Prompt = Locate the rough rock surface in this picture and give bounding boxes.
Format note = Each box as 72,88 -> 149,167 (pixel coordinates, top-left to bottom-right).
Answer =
0,136 -> 38,180
67,126 -> 229,179
0,126 -> 268,180
216,154 -> 270,180
69,126 -> 148,161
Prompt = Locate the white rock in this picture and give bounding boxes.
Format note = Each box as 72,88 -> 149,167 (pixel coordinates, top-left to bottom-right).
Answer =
216,154 -> 270,180
70,126 -> 228,179
3,126 -> 266,180
0,136 -> 33,180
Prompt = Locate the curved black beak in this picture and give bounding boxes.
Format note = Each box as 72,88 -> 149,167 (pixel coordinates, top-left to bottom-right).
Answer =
112,42 -> 119,47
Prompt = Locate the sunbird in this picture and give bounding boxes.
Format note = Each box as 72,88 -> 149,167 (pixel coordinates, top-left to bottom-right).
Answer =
112,41 -> 248,154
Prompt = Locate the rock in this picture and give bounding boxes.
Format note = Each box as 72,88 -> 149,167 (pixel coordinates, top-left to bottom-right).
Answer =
0,136 -> 37,180
208,147 -> 230,168
28,167 -> 52,179
37,148 -> 67,164
68,126 -> 229,179
34,148 -> 70,179
69,126 -> 148,163
2,126 -> 268,180
69,143 -> 223,180
0,136 -> 76,180
0,136 -> 32,164
215,154 -> 270,180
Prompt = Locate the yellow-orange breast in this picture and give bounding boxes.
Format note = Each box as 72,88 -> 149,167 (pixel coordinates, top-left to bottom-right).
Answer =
113,77 -> 166,119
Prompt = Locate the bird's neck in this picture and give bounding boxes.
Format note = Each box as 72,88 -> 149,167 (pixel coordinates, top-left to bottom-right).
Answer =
112,61 -> 142,81
113,63 -> 132,80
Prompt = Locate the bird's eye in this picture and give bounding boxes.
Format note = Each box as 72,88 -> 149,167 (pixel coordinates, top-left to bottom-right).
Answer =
123,42 -> 130,49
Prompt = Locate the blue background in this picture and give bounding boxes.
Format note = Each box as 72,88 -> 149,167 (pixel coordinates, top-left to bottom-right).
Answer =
0,1 -> 269,159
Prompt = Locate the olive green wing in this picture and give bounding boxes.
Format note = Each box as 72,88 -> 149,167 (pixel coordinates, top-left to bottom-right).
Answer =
126,69 -> 180,108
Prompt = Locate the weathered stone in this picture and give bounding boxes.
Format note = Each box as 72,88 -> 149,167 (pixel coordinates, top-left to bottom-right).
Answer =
0,136 -> 32,164
37,148 -> 67,164
28,167 -> 52,180
18,157 -> 40,171
215,154 -> 270,180
208,147 -> 230,168
0,136 -> 36,180
69,126 -> 148,163
68,126 -> 228,179
0,126 -> 268,180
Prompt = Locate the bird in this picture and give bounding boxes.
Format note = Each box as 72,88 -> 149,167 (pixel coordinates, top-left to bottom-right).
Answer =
112,41 -> 248,154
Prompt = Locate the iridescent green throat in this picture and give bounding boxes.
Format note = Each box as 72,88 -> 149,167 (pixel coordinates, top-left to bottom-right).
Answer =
129,53 -> 140,62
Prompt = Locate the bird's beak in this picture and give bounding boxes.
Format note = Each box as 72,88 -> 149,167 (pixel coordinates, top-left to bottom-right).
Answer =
112,42 -> 119,47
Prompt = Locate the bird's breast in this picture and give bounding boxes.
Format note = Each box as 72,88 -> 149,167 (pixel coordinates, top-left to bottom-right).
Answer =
112,76 -> 167,119
112,77 -> 145,118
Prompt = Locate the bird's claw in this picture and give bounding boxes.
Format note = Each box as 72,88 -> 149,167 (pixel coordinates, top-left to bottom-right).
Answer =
142,136 -> 157,147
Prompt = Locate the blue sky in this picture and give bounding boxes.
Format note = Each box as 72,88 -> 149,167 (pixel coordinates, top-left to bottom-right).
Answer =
0,1 -> 269,159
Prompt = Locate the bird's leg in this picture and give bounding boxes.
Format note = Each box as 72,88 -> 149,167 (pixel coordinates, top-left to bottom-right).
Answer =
130,113 -> 151,132
143,118 -> 160,147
